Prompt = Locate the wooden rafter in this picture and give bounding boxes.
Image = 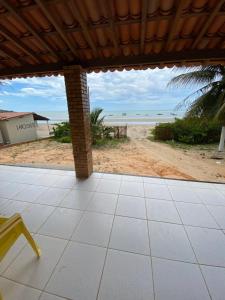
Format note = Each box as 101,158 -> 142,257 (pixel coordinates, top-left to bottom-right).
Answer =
0,0 -> 59,61
0,6 -> 224,36
166,0 -> 185,50
0,46 -> 22,66
140,0 -> 148,53
0,25 -> 40,63
192,0 -> 225,49
99,0 -> 120,55
69,0 -> 98,57
34,0 -> 78,58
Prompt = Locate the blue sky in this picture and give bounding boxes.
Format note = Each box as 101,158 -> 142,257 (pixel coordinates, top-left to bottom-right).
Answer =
0,67 -> 198,112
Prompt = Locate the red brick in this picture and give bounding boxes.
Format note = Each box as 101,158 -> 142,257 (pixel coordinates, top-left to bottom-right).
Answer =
64,66 -> 93,178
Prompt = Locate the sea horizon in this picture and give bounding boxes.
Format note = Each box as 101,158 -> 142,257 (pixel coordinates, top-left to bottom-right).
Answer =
37,109 -> 185,125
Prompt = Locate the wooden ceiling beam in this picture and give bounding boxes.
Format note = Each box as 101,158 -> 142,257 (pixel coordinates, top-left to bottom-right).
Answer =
86,49 -> 225,69
0,62 -> 63,79
140,0 -> 148,53
0,49 -> 224,79
0,0 -> 60,61
192,0 -> 225,49
0,25 -> 40,63
69,0 -> 98,57
34,0 -> 78,58
166,0 -> 186,50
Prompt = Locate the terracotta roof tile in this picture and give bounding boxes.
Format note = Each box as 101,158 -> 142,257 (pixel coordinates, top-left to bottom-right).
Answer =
0,112 -> 31,120
0,0 -> 224,78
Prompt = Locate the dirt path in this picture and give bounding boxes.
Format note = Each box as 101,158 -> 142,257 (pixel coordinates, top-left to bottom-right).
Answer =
0,138 -> 224,182
129,139 -> 225,181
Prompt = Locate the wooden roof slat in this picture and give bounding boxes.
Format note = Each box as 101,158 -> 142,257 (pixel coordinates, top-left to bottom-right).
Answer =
34,0 -> 78,58
99,0 -> 120,55
0,25 -> 41,63
0,0 -> 224,77
69,0 -> 99,57
0,0 -> 60,61
0,46 -> 22,66
192,0 -> 225,49
2,5 -> 220,26
166,0 -> 186,50
0,5 -> 223,36
140,0 -> 148,53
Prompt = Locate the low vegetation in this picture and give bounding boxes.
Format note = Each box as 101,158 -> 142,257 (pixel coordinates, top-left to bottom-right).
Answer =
152,118 -> 221,144
53,122 -> 71,143
53,107 -> 129,147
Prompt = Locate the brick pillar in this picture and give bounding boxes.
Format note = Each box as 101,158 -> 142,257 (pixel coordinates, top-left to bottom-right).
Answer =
64,65 -> 93,178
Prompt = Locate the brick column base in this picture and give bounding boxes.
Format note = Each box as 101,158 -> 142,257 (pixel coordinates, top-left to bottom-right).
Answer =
64,66 -> 93,178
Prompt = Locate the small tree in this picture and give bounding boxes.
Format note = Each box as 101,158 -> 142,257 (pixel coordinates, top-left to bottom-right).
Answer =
90,108 -> 105,143
90,107 -> 114,144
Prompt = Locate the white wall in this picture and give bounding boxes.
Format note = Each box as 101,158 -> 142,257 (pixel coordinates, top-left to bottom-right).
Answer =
0,129 -> 3,144
0,114 -> 38,144
0,121 -> 10,143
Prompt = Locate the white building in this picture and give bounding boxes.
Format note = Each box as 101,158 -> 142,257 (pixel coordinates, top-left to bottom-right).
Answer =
0,112 -> 49,145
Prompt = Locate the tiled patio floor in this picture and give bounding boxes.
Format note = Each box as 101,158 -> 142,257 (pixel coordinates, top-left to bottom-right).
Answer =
1,165 -> 225,299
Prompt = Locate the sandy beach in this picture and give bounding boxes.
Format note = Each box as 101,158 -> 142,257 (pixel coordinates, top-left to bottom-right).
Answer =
1,124 -> 225,183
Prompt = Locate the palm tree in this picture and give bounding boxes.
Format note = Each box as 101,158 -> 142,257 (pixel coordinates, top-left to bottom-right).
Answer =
168,65 -> 225,151
90,107 -> 105,144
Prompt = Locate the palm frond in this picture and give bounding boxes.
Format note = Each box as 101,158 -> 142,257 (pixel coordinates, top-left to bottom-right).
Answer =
175,82 -> 220,111
168,70 -> 219,87
185,84 -> 224,119
90,108 -> 104,125
169,65 -> 225,123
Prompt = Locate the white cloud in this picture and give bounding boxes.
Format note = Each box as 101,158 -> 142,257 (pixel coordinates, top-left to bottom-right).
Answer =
3,76 -> 66,101
1,67 -> 195,111
87,67 -> 190,109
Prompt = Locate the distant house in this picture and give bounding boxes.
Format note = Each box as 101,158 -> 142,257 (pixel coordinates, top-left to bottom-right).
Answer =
0,112 -> 49,145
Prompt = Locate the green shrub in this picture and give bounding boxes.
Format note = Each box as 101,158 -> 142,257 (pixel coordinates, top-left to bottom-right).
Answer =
152,123 -> 174,141
53,122 -> 70,139
152,118 -> 221,144
53,109 -> 117,146
57,136 -> 71,143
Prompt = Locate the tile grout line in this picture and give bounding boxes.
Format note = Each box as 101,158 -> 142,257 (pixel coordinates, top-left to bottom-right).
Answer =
38,178 -> 104,297
0,274 -> 72,300
172,197 -> 213,300
40,207 -> 87,296
1,168 -> 225,299
144,181 -> 156,300
204,203 -> 224,230
95,179 -> 121,300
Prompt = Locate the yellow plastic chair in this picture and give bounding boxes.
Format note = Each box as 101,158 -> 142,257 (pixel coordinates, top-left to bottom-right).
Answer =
0,213 -> 41,299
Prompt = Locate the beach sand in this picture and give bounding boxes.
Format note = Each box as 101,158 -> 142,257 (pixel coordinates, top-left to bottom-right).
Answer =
0,124 -> 225,182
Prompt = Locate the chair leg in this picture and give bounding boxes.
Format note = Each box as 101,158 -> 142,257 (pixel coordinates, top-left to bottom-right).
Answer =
21,221 -> 41,257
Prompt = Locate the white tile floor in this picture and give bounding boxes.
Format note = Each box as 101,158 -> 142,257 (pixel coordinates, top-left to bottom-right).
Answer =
0,165 -> 225,299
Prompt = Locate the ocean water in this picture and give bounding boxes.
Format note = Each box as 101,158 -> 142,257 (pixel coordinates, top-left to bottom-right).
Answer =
37,110 -> 185,125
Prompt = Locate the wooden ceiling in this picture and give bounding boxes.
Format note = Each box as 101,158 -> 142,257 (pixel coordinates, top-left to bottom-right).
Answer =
0,0 -> 225,78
